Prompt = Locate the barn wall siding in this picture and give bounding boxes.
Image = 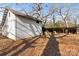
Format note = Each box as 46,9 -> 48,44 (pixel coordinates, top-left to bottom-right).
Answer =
15,15 -> 42,39
2,11 -> 16,40
2,10 -> 42,40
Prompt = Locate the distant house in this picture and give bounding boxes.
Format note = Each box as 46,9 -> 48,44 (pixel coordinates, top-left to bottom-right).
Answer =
1,8 -> 42,40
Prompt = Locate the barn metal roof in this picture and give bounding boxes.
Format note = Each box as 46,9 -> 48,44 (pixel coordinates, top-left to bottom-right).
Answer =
5,8 -> 42,22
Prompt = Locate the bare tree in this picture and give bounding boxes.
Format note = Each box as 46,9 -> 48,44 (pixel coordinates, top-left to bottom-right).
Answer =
42,4 -> 56,27
16,3 -> 56,28
56,7 -> 71,28
30,3 -> 42,19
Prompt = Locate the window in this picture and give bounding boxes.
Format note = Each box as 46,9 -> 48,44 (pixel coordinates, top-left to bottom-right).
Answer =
9,12 -> 10,17
36,20 -> 39,24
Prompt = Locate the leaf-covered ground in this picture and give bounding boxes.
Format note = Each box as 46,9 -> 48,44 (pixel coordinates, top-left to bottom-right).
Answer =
0,33 -> 79,56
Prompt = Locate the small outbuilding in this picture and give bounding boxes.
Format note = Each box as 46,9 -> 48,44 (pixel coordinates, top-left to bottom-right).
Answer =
1,8 -> 42,40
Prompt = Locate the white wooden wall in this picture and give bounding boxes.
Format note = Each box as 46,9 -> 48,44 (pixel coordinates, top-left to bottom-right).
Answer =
2,10 -> 42,40
15,15 -> 42,39
2,11 -> 16,40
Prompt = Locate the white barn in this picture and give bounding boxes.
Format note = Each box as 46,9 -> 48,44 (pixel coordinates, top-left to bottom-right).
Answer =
1,8 -> 42,40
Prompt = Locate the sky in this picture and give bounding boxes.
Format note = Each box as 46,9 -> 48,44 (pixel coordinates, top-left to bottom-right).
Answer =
0,3 -> 79,23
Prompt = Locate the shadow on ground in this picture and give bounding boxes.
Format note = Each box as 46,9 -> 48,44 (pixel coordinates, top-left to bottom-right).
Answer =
0,36 -> 40,56
41,33 -> 61,56
0,33 -> 68,56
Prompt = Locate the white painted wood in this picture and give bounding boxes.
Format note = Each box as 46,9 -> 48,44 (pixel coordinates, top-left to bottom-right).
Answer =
2,11 -> 16,40
15,15 -> 42,39
2,10 -> 42,40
